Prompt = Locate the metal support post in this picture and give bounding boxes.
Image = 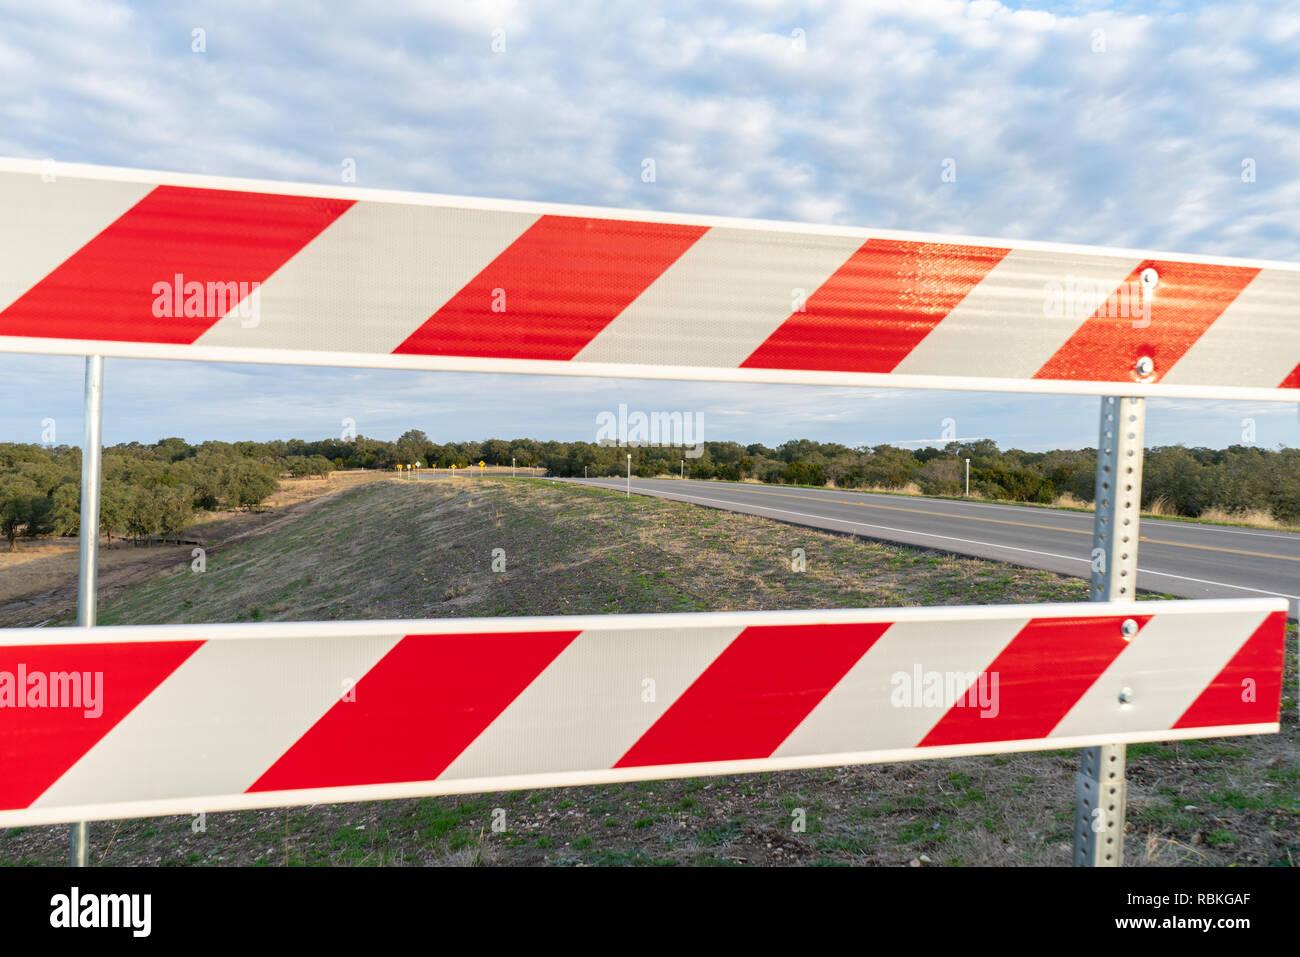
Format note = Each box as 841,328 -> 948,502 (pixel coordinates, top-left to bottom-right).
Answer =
71,355 -> 105,866
1073,394 -> 1145,866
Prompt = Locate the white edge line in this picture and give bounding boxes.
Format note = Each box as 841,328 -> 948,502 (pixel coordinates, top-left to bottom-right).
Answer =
0,597 -> 1284,647
606,479 -> 1300,540
579,480 -> 1300,603
1,337 -> 1298,403
3,156 -> 1298,272
0,723 -> 1278,828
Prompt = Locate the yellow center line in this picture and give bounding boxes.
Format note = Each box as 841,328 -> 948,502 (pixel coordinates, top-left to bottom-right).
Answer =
665,482 -> 1300,564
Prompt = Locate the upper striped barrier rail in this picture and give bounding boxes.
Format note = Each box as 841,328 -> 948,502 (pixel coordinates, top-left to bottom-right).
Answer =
3,158 -> 1299,401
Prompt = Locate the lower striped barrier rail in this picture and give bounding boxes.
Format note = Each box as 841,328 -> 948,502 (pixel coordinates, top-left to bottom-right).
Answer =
0,598 -> 1285,826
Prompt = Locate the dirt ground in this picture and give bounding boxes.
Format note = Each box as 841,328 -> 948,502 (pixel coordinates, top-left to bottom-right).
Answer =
0,470 -> 390,628
1,479 -> 1295,866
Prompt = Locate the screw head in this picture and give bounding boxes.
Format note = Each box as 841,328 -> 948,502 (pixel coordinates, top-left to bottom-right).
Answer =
1121,618 -> 1139,638
1139,267 -> 1159,288
1119,687 -> 1135,704
1134,356 -> 1155,379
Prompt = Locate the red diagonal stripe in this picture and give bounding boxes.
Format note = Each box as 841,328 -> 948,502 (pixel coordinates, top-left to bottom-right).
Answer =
1034,261 -> 1260,382
0,185 -> 353,344
1280,364 -> 1300,389
393,215 -> 707,361
919,615 -> 1150,747
1173,611 -> 1286,729
739,238 -> 1009,373
247,630 -> 578,792
0,640 -> 202,809
614,622 -> 889,768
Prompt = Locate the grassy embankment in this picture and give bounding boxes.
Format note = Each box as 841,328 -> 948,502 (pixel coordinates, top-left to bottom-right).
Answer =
2,478 -> 1295,866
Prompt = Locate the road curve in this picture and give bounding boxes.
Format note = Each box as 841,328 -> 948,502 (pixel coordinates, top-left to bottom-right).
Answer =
551,476 -> 1300,619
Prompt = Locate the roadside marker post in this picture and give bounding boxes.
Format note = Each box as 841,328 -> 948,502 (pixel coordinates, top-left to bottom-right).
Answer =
1,159 -> 1296,866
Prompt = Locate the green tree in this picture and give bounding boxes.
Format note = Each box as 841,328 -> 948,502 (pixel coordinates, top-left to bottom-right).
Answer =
0,474 -> 46,550
99,479 -> 128,543
157,485 -> 195,543
123,486 -> 160,545
51,481 -> 81,536
221,460 -> 278,509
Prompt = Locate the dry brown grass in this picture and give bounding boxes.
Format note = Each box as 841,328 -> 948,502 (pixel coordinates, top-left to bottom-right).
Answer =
861,481 -> 924,496
430,829 -> 500,867
1197,505 -> 1283,528
1051,492 -> 1092,510
1134,832 -> 1211,867
1143,495 -> 1177,517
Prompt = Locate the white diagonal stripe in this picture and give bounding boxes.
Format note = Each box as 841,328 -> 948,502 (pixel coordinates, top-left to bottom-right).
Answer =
892,248 -> 1138,379
195,202 -> 537,353
1049,610 -> 1266,739
1161,269 -> 1300,388
33,633 -> 401,808
773,618 -> 1024,757
440,626 -> 739,779
573,226 -> 862,368
0,172 -> 153,312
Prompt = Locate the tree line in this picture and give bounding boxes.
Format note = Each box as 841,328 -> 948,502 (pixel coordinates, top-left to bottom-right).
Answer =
3,431 -> 1297,550
370,431 -> 1300,524
0,439 -> 304,550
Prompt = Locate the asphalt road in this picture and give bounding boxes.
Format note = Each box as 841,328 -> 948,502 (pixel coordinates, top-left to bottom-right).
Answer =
552,476 -> 1300,618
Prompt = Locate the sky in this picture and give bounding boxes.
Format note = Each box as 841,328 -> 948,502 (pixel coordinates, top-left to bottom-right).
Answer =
2,0 -> 1299,452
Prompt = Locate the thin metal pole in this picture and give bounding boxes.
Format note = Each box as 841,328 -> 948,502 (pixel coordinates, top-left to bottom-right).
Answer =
71,355 -> 104,867
1073,395 -> 1145,866
964,458 -> 970,496
626,454 -> 631,497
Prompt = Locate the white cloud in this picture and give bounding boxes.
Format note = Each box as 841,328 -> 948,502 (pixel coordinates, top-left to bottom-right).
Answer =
2,1 -> 1298,449
0,0 -> 1294,254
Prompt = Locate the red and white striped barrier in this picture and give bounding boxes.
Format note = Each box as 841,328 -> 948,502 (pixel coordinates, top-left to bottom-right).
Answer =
3,159 -> 1299,401
0,598 -> 1284,826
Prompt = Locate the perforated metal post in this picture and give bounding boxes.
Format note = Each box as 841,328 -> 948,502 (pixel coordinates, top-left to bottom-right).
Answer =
1073,394 -> 1145,866
70,355 -> 104,867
